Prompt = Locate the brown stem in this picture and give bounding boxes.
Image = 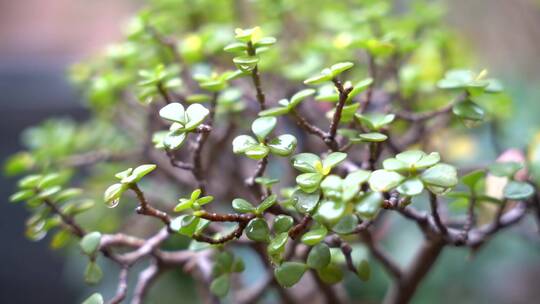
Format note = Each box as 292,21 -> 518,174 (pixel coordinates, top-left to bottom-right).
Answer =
157,82 -> 172,104
247,41 -> 266,110
196,210 -> 255,222
428,192 -> 447,235
43,199 -> 86,237
193,221 -> 249,244
383,238 -> 445,304
131,261 -> 162,304
461,195 -> 477,241
109,267 -> 129,304
290,109 -> 327,140
288,214 -> 312,240
130,184 -> 172,227
359,230 -> 402,279
246,156 -> 268,198
327,78 -> 353,150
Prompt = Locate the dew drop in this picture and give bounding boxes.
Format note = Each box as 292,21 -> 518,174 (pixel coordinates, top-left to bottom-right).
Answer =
106,198 -> 120,208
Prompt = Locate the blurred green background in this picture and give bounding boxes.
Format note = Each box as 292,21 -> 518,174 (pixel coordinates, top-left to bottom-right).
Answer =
1,0 -> 539,303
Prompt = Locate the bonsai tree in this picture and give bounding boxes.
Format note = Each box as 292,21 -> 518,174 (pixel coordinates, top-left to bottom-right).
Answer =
6,0 -> 540,303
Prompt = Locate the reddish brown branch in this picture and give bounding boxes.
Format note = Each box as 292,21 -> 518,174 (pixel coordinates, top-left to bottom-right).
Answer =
130,184 -> 172,227
288,214 -> 312,240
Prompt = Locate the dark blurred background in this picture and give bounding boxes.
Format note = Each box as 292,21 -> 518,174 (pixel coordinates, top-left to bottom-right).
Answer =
0,0 -> 539,303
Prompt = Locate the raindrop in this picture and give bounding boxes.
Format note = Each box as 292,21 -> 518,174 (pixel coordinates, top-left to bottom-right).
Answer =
106,198 -> 120,208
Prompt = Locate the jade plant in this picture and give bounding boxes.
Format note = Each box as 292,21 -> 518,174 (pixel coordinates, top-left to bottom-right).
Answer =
5,1 -> 540,304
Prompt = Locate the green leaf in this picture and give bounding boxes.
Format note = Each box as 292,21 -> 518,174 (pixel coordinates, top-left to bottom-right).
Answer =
421,164 -> 458,189
232,257 -> 245,272
80,232 -> 102,256
292,189 -> 321,213
255,177 -> 279,187
245,218 -> 270,242
301,225 -> 328,245
37,186 -> 62,199
210,274 -> 230,298
383,158 -> 408,172
18,175 -> 42,189
38,173 -> 64,189
255,36 -> 277,47
461,170 -> 485,189
9,189 -> 34,203
315,84 -> 339,102
258,106 -> 290,117
195,195 -> 213,206
355,113 -> 395,131
268,134 -> 297,156
274,262 -> 307,288
317,262 -> 344,284
82,293 -> 103,304
415,152 -> 441,169
234,27 -> 259,42
332,214 -> 358,234
397,178 -> 424,196
191,189 -> 202,200
296,173 -> 323,193
322,152 -> 347,172
177,215 -> 201,237
342,170 -> 370,202
291,153 -> 321,173
223,42 -> 247,53
115,169 -> 133,182
330,62 -> 354,75
304,68 -> 334,85
244,145 -> 270,160
396,150 -> 425,166
54,188 -> 83,202
233,55 -> 259,72
121,164 -> 157,184
289,89 -> 316,108
252,117 -> 277,141
159,103 -> 186,124
273,215 -> 294,233
232,198 -> 255,213
256,194 -> 277,214
355,192 -> 383,219
84,262 -> 103,285
320,175 -> 343,199
186,93 -> 211,103
315,200 -> 346,225
268,232 -> 289,255
383,151 -> 441,172
232,135 -> 258,153
489,162 -> 523,178
452,100 -> 485,121
348,78 -> 374,101
355,132 -> 387,143
307,243 -> 331,270
356,260 -> 371,281
368,170 -> 404,192
503,181 -> 535,200
174,198 -> 193,212
185,104 -> 210,130
103,183 -> 127,208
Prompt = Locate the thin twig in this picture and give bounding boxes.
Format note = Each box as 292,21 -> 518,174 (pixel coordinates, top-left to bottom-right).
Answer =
131,261 -> 161,304
428,192 -> 447,235
247,41 -> 266,110
359,230 -> 402,279
109,267 -> 129,304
